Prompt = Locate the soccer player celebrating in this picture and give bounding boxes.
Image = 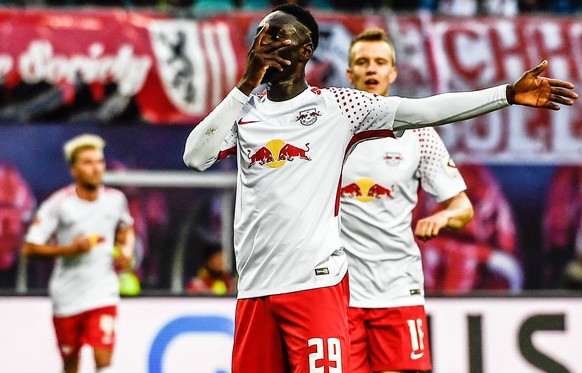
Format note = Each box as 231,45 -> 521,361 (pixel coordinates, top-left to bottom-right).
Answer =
22,134 -> 135,373
340,27 -> 473,373
183,4 -> 577,372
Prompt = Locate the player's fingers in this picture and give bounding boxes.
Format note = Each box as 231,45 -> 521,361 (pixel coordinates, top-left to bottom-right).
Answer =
547,78 -> 575,90
549,94 -> 576,106
264,54 -> 291,69
544,101 -> 561,111
252,23 -> 269,49
260,39 -> 293,54
551,86 -> 579,99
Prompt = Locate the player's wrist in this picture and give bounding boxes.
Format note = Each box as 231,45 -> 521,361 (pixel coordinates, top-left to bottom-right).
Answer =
506,84 -> 515,105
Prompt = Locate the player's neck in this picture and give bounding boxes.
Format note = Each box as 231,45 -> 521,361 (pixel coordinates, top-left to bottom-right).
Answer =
266,78 -> 308,102
75,184 -> 100,201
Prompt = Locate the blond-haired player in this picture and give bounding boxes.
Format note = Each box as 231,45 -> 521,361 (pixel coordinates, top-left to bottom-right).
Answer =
22,134 -> 134,373
340,28 -> 474,373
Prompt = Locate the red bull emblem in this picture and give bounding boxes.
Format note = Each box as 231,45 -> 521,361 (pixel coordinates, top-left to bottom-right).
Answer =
341,178 -> 395,202
247,146 -> 274,167
295,108 -> 321,126
247,139 -> 312,168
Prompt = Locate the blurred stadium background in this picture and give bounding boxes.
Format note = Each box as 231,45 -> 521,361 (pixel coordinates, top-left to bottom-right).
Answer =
1,1 -> 582,372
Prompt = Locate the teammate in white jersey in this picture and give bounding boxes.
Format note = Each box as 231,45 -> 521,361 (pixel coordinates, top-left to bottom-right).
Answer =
22,134 -> 135,373
340,28 -> 474,373
182,4 -> 577,372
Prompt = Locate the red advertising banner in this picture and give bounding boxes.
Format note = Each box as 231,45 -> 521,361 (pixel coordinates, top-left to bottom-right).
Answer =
1,9 -> 581,163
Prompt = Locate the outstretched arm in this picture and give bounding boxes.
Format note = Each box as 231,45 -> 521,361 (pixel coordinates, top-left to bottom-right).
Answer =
415,192 -> 474,241
394,60 -> 578,130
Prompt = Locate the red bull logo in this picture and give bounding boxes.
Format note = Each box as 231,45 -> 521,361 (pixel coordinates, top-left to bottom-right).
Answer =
247,139 -> 312,168
341,178 -> 394,202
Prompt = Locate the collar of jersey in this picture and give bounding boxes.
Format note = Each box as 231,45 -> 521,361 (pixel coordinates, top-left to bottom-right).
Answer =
261,86 -> 313,111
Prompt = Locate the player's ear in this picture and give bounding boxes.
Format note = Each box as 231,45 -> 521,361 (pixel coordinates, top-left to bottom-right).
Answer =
388,66 -> 398,85
346,68 -> 354,85
300,42 -> 314,61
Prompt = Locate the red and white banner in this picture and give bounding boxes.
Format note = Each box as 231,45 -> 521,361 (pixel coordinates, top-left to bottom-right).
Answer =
391,15 -> 582,164
1,10 -> 581,162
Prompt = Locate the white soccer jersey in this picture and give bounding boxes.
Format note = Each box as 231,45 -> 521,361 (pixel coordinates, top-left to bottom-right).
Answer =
25,185 -> 133,316
340,127 -> 467,308
219,87 -> 402,298
184,84 -> 508,299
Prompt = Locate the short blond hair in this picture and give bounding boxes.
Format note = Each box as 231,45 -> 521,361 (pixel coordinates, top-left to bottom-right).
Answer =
348,27 -> 396,67
63,134 -> 105,164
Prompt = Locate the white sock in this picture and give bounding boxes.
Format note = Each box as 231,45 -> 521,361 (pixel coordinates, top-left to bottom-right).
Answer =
96,367 -> 114,373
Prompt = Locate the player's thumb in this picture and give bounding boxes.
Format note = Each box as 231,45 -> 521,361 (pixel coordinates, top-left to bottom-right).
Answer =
529,60 -> 548,76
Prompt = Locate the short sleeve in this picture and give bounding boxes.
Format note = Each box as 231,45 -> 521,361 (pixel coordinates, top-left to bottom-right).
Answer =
416,127 -> 467,203
327,87 -> 401,136
25,197 -> 59,245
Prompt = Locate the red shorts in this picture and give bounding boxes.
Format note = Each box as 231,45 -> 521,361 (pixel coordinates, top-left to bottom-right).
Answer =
233,275 -> 350,373
348,305 -> 432,372
52,305 -> 117,361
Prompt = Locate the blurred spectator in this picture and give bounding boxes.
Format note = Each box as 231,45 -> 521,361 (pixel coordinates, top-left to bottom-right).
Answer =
518,0 -> 540,12
331,0 -> 385,10
559,220 -> 582,289
482,0 -> 518,15
547,0 -> 579,12
560,255 -> 582,289
438,0 -> 478,16
542,165 -> 582,288
0,163 -> 36,289
186,241 -> 235,295
416,164 -> 523,293
270,0 -> 312,6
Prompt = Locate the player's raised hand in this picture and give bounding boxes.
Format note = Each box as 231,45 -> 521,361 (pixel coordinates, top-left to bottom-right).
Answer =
237,23 -> 292,95
507,60 -> 578,110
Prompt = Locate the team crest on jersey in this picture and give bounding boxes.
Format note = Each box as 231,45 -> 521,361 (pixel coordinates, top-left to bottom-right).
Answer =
384,152 -> 403,166
296,108 -> 321,126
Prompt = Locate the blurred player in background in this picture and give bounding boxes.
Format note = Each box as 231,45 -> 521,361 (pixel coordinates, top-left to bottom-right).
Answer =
340,28 -> 473,373
183,4 -> 577,372
22,134 -> 135,373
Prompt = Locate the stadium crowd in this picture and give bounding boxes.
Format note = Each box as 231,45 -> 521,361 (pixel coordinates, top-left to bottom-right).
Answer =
0,0 -> 581,15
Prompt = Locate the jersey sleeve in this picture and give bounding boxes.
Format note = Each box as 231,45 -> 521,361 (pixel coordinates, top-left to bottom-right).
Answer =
183,88 -> 247,171
117,192 -> 134,229
24,197 -> 59,245
416,127 -> 467,203
327,87 -> 402,137
394,85 -> 509,130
